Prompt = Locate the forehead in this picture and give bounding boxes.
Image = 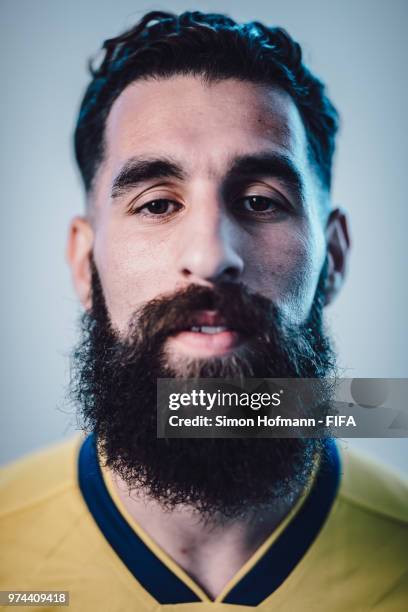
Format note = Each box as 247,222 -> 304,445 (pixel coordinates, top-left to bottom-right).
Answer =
98,75 -> 311,191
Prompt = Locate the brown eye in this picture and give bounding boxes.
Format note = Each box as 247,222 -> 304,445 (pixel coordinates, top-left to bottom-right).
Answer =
143,199 -> 174,214
235,196 -> 280,214
244,196 -> 271,212
130,197 -> 184,221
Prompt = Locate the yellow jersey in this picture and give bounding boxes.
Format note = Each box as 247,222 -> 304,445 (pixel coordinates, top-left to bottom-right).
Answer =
1,435 -> 407,611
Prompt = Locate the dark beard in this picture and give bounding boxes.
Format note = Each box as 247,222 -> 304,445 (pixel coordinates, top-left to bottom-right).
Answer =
70,258 -> 336,519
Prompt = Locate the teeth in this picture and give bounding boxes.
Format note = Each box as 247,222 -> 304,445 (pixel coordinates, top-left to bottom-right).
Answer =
190,326 -> 228,334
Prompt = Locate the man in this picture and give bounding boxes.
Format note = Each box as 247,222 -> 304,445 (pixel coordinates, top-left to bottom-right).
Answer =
1,10 -> 407,611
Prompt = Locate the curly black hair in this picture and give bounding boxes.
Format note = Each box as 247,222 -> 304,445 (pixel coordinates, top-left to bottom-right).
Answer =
74,10 -> 339,194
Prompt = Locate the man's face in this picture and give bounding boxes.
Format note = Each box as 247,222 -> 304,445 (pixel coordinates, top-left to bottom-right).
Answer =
85,76 -> 327,355
68,75 -> 348,515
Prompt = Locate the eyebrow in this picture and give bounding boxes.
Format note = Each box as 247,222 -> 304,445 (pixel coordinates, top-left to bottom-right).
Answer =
111,151 -> 305,202
111,156 -> 186,198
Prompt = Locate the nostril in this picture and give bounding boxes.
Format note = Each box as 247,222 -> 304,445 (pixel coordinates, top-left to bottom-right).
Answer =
223,265 -> 240,280
181,263 -> 242,282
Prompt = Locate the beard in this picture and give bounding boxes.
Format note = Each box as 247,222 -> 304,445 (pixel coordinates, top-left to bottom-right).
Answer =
70,258 -> 336,519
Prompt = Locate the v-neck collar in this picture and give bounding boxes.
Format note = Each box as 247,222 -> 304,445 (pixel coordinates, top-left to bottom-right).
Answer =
78,434 -> 340,606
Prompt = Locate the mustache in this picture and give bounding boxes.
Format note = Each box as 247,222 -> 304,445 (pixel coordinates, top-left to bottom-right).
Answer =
89,257 -> 332,380
116,282 -> 284,346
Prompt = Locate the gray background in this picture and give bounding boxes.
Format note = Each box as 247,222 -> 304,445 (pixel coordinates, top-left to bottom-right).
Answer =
1,0 -> 407,474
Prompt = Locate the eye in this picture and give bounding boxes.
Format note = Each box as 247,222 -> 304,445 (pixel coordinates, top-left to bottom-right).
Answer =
134,199 -> 182,217
233,195 -> 284,215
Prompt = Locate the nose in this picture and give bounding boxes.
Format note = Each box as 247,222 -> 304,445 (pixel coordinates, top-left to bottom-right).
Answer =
177,205 -> 244,284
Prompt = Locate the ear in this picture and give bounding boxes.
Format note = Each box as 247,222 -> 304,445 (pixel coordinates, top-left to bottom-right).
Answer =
324,207 -> 351,306
66,216 -> 94,310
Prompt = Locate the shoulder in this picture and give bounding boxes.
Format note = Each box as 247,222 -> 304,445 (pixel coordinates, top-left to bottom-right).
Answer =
337,442 -> 408,525
0,436 -> 90,589
292,445 -> 408,610
0,436 -> 83,517
324,445 -> 408,608
328,444 -> 408,600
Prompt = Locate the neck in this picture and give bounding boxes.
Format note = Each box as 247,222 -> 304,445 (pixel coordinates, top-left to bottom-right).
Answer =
109,470 -> 306,600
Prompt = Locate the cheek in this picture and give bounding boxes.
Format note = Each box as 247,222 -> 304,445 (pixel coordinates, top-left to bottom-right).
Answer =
92,216 -> 177,332
246,221 -> 325,323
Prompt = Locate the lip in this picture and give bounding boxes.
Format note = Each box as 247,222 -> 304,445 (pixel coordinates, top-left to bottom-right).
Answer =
169,310 -> 243,357
170,329 -> 242,357
186,310 -> 228,328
